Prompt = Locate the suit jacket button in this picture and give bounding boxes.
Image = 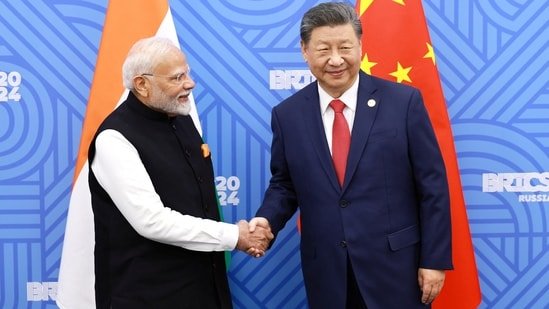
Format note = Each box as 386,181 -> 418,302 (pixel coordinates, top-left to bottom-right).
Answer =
339,200 -> 349,208
340,241 -> 347,248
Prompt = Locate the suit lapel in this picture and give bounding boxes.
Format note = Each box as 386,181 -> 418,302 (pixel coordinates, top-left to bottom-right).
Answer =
302,83 -> 341,192
343,72 -> 379,191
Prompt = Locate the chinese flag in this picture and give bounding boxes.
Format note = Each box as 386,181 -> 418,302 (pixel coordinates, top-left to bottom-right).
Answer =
356,1 -> 481,308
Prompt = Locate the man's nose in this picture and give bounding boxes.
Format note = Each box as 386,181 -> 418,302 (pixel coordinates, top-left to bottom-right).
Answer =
182,78 -> 195,90
328,52 -> 344,66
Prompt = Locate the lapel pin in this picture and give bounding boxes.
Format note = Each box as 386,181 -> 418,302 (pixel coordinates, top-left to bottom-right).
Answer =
367,99 -> 376,107
201,143 -> 211,158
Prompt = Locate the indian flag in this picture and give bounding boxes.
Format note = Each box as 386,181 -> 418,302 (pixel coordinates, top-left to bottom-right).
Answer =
56,1 -> 201,308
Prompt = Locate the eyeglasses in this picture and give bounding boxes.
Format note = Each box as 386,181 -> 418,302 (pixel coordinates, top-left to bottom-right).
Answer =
141,67 -> 192,84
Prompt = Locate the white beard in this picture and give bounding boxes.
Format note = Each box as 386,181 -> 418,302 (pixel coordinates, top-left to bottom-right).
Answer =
150,84 -> 192,116
171,100 -> 191,116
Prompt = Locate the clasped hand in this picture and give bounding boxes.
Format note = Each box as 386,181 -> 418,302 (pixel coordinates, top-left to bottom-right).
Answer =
236,218 -> 273,258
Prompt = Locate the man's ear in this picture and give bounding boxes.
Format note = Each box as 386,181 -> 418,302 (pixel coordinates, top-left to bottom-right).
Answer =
133,76 -> 149,98
301,40 -> 308,62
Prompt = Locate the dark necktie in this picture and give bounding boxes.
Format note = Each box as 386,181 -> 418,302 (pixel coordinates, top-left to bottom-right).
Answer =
330,99 -> 350,187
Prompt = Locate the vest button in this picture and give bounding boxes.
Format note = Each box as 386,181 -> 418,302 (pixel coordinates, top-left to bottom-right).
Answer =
197,176 -> 203,183
340,241 -> 347,248
339,200 -> 349,208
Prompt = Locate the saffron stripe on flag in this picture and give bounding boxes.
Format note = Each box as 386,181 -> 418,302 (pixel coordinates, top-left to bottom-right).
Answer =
73,0 -> 169,179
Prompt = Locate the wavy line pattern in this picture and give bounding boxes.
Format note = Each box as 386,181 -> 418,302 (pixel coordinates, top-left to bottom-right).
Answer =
0,0 -> 106,307
425,0 -> 549,307
0,0 -> 546,308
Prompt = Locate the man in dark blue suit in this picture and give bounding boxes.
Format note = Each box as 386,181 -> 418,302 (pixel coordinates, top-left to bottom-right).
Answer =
250,3 -> 453,308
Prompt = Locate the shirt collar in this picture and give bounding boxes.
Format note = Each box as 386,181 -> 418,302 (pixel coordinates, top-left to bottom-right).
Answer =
319,75 -> 360,115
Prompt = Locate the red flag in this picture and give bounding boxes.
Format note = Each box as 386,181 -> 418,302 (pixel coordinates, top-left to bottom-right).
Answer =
356,1 -> 481,308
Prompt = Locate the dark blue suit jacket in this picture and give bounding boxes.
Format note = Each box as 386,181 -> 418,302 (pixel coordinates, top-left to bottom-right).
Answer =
257,71 -> 453,308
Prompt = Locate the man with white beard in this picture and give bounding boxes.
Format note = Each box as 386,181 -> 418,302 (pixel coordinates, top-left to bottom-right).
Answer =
87,37 -> 272,308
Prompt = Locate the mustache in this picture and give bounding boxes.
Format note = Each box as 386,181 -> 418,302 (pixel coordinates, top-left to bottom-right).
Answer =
178,91 -> 191,98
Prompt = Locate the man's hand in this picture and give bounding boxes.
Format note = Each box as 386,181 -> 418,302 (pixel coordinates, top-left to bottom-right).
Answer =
418,268 -> 445,304
236,220 -> 273,257
247,217 -> 273,257
249,217 -> 270,233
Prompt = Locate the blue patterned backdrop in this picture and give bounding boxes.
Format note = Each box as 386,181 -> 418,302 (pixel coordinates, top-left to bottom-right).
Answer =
0,0 -> 547,308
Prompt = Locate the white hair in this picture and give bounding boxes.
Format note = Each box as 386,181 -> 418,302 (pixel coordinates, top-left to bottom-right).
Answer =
122,37 -> 178,90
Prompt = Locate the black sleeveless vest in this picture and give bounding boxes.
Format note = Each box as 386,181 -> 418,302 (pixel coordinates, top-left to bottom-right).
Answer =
89,92 -> 232,308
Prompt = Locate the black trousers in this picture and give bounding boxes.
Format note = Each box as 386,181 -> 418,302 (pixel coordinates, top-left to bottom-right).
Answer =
347,258 -> 367,309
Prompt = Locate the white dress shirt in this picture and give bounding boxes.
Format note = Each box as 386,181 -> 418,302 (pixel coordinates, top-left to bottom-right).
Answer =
91,129 -> 239,252
319,76 -> 359,154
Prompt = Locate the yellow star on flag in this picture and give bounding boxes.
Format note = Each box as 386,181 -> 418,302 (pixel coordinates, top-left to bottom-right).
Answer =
389,62 -> 412,83
361,53 -> 377,74
358,0 -> 373,16
393,0 -> 406,5
424,42 -> 436,65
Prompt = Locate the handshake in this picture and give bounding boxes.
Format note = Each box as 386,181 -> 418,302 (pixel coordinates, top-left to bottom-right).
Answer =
235,217 -> 273,258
